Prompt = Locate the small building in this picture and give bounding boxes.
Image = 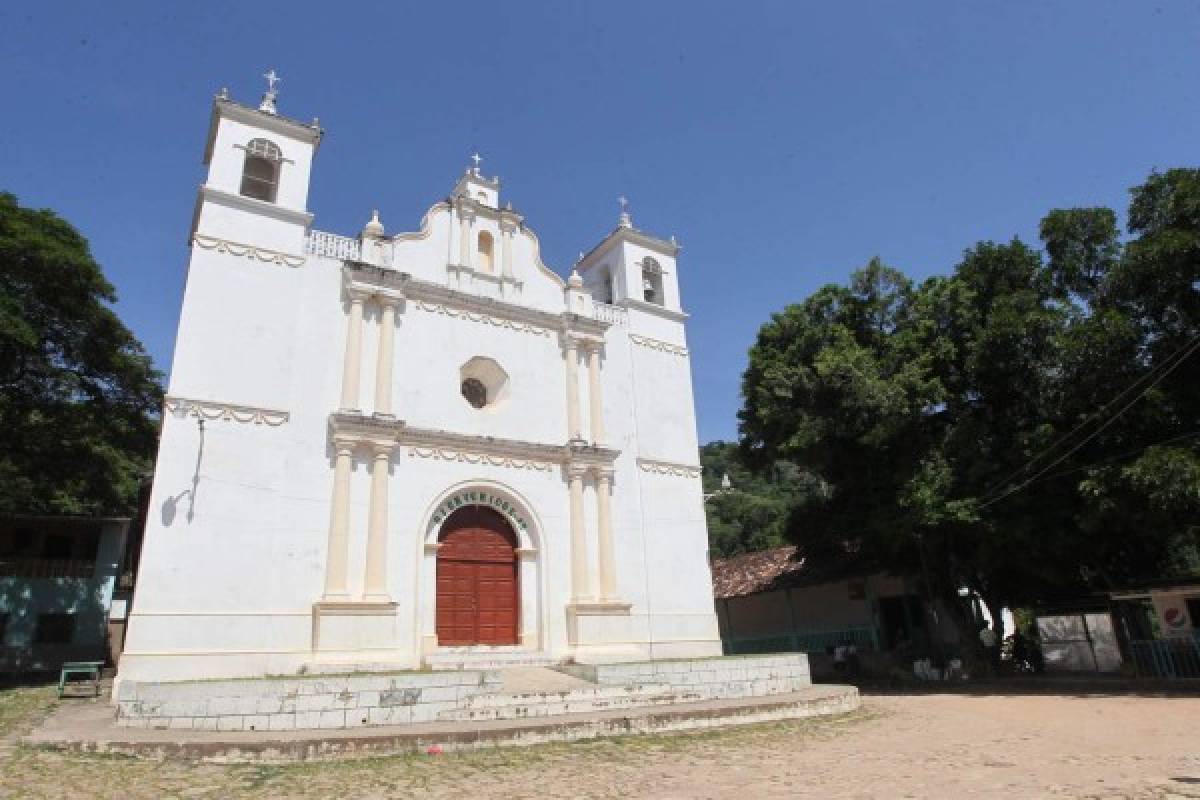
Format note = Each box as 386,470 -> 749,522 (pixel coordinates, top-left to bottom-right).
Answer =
1110,579 -> 1200,679
0,515 -> 131,673
1031,598 -> 1122,673
711,546 -> 952,660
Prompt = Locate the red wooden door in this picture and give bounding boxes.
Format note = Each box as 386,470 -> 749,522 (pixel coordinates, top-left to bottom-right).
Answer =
436,506 -> 519,646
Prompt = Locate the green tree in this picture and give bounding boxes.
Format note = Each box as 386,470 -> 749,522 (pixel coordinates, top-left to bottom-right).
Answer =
0,192 -> 162,515
700,441 -> 812,558
736,170 -> 1200,666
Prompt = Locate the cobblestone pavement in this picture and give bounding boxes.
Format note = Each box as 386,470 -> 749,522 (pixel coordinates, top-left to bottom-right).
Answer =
2,686 -> 1199,799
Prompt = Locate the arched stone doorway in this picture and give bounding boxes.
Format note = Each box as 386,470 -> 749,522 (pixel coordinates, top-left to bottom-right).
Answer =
436,505 -> 519,646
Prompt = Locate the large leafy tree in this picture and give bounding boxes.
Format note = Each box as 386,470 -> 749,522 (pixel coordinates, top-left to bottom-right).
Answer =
0,192 -> 162,515
737,170 -> 1200,663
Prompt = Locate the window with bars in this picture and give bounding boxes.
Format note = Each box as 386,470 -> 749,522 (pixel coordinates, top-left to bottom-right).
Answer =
239,138 -> 281,202
641,257 -> 664,305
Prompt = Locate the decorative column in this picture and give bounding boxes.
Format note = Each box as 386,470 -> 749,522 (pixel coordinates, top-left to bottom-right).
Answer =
564,336 -> 582,441
594,467 -> 618,602
374,297 -> 398,417
567,464 -> 592,602
586,342 -> 606,445
322,439 -> 354,599
339,290 -> 366,411
363,442 -> 392,601
458,206 -> 472,268
500,222 -> 515,280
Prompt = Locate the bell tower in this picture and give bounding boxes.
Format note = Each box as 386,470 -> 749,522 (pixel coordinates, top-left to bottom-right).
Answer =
576,198 -> 684,315
190,70 -> 323,256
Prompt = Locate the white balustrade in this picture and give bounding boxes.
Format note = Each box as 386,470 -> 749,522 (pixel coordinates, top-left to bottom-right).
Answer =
593,302 -> 628,326
306,230 -> 362,261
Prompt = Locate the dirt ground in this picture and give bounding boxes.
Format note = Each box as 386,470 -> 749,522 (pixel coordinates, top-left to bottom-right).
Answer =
2,685 -> 1199,799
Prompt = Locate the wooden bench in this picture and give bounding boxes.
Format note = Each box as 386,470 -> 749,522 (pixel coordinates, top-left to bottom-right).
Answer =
58,661 -> 103,698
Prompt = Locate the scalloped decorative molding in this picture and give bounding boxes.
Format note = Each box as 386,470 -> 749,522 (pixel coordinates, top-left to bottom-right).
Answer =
636,457 -> 702,479
193,233 -> 306,267
629,334 -> 689,357
408,446 -> 555,472
165,396 -> 290,426
412,299 -> 553,337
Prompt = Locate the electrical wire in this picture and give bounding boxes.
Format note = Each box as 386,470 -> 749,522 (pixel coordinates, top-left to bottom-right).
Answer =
979,328 -> 1200,501
977,333 -> 1200,510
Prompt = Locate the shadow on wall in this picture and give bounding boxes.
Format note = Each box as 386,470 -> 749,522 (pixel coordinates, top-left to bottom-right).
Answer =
160,418 -> 205,527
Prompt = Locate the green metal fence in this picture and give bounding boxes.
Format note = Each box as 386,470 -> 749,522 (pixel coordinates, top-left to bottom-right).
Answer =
723,626 -> 878,655
1130,637 -> 1200,679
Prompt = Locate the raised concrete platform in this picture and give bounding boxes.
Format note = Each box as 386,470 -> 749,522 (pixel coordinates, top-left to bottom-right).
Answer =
27,684 -> 860,762
112,654 -> 815,733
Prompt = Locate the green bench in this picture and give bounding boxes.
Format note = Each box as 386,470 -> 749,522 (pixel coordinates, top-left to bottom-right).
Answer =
58,661 -> 103,698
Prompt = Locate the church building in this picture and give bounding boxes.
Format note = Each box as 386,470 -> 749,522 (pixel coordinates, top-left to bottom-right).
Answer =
117,77 -> 722,683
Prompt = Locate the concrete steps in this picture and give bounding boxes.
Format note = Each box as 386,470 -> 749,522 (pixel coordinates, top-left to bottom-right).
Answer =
425,649 -> 560,671
29,685 -> 861,762
437,682 -> 702,721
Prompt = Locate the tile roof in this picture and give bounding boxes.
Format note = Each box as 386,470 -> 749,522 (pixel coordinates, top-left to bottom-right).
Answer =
711,545 -> 805,599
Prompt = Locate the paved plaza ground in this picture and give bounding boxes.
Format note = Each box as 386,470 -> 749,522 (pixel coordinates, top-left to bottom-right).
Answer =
1,683 -> 1198,799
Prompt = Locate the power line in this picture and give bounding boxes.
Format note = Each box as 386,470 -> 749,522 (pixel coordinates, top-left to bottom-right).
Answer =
980,328 -> 1200,501
978,334 -> 1200,511
1003,429 -> 1200,490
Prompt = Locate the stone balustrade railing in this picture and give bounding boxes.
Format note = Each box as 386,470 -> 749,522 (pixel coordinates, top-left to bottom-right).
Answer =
306,230 -> 361,261
593,302 -> 628,327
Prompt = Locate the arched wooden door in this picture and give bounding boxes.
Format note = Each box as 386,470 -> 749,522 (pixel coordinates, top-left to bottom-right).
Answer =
436,505 -> 519,646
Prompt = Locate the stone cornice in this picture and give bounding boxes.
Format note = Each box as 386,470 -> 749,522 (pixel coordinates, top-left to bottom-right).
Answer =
623,299 -> 690,322
192,234 -> 306,267
329,413 -> 620,469
342,263 -> 609,338
577,225 -> 680,273
636,457 -> 702,479
203,97 -> 323,168
454,194 -> 524,225
199,186 -> 315,227
165,396 -> 290,426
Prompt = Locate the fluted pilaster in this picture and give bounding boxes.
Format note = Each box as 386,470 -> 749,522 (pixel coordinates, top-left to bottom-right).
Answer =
568,464 -> 592,602
586,343 -> 606,445
374,298 -> 398,417
363,443 -> 392,601
322,440 -> 354,599
339,291 -> 367,411
594,467 -> 617,602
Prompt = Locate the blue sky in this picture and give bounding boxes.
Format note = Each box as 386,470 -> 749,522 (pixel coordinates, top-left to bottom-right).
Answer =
2,2 -> 1197,443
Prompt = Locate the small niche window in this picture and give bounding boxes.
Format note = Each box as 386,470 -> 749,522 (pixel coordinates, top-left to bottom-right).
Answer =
239,138 -> 282,203
477,231 -> 494,272
641,257 -> 664,306
461,378 -> 488,409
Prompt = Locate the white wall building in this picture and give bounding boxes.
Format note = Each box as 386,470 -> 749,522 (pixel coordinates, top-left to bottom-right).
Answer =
117,80 -> 722,683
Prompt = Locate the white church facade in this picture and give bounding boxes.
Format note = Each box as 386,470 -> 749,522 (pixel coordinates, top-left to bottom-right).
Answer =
117,80 -> 722,684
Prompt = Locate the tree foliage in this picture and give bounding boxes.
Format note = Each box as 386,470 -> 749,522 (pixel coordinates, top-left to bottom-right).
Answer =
735,169 -> 1200,652
0,192 -> 162,515
700,441 -> 814,558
